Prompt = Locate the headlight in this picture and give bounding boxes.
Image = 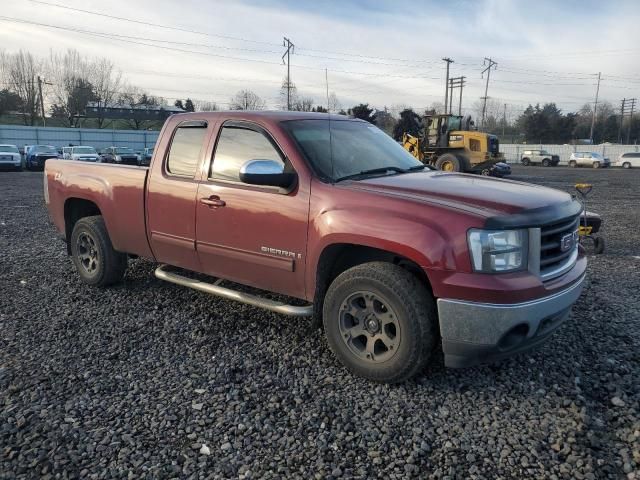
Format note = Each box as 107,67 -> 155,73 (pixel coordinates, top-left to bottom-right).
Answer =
468,229 -> 528,273
115,155 -> 122,162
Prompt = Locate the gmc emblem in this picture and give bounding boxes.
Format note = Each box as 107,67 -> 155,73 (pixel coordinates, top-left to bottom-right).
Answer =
560,232 -> 577,252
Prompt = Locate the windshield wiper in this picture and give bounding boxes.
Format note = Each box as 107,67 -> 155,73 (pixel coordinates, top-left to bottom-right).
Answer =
334,166 -> 407,182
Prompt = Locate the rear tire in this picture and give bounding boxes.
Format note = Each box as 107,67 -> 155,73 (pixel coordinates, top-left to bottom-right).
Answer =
70,215 -> 128,287
542,158 -> 550,167
623,162 -> 631,169
521,157 -> 530,166
569,160 -> 577,168
323,262 -> 437,383
435,153 -> 462,172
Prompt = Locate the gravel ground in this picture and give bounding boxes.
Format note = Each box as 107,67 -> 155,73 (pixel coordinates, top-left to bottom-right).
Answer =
1,166 -> 639,479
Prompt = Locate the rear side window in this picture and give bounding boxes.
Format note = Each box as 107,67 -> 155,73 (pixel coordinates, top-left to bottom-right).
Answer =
623,152 -> 640,158
167,125 -> 208,177
211,126 -> 283,182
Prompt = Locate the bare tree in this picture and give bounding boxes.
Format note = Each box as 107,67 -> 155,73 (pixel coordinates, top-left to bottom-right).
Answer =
279,77 -> 298,110
328,92 -> 340,113
193,100 -> 218,112
3,50 -> 41,126
47,49 -> 94,127
117,84 -> 163,130
89,57 -> 122,128
229,90 -> 266,110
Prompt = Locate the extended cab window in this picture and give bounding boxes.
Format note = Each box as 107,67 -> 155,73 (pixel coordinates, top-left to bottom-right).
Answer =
167,125 -> 208,177
211,126 -> 284,182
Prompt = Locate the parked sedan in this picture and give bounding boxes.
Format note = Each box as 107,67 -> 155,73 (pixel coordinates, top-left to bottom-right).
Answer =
25,145 -> 59,170
569,152 -> 610,168
520,149 -> 560,167
99,146 -> 140,165
0,144 -> 22,171
615,152 -> 640,169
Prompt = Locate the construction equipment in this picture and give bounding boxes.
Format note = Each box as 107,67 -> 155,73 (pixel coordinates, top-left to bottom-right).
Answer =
575,183 -> 605,254
402,114 -> 504,173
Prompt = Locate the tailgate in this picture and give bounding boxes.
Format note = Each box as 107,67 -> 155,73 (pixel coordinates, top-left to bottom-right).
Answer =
45,161 -> 153,259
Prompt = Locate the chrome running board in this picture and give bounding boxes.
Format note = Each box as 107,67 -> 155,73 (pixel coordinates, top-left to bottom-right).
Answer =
154,264 -> 313,317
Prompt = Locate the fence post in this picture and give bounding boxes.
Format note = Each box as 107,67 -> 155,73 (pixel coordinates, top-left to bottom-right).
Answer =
144,131 -> 147,148
78,128 -> 83,145
111,129 -> 116,145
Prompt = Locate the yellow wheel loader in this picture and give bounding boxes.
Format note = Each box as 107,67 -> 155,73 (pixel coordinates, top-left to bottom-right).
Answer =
402,114 -> 504,173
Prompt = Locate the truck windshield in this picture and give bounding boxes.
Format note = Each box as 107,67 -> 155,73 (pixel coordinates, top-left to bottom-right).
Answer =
115,147 -> 134,154
34,146 -> 57,153
73,147 -> 96,154
284,119 -> 423,181
0,145 -> 19,153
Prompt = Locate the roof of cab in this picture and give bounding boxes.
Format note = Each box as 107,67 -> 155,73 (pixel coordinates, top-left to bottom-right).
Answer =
168,110 -> 358,123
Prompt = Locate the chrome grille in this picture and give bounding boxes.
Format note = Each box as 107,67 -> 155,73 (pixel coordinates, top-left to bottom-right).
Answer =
539,214 -> 580,281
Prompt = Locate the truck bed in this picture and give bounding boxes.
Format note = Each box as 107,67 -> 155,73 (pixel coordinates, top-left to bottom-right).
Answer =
45,160 -> 154,259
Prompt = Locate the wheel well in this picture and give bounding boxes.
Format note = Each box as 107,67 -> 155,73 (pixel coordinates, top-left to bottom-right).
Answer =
64,198 -> 101,254
313,243 -> 432,324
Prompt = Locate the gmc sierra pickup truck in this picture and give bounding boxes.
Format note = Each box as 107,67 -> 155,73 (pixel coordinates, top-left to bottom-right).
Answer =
45,111 -> 587,383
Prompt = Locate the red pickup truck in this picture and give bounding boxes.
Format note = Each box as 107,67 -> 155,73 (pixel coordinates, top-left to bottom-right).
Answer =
45,111 -> 586,383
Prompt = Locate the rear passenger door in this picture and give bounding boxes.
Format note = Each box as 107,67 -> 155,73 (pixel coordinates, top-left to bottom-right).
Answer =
146,120 -> 211,271
195,121 -> 309,299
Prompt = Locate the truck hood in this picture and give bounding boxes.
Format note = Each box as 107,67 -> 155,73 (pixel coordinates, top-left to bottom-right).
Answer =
343,171 -> 574,219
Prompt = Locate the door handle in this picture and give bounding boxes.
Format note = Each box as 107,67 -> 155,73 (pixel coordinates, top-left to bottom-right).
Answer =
200,195 -> 226,208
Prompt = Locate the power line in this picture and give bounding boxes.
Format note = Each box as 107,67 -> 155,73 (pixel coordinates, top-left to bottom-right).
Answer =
25,0 -> 280,46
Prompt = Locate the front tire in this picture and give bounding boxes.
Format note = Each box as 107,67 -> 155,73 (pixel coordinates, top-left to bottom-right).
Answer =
542,158 -> 550,167
569,160 -> 577,168
70,216 -> 128,287
435,153 -> 463,172
592,161 -> 600,169
521,157 -> 530,166
623,162 -> 631,169
323,262 -> 437,383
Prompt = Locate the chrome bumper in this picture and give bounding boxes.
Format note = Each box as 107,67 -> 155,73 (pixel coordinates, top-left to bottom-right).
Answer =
437,274 -> 585,367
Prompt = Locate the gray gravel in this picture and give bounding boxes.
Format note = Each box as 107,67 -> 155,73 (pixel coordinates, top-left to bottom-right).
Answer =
1,166 -> 639,479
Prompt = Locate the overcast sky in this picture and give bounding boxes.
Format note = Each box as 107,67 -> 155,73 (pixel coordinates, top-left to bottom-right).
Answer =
2,0 -> 640,117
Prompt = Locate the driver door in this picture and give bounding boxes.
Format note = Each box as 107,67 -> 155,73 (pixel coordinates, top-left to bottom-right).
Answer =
195,121 -> 309,299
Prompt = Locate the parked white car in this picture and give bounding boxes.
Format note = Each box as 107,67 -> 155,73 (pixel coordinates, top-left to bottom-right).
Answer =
0,144 -> 22,171
615,152 -> 640,169
64,146 -> 100,162
568,152 -> 610,168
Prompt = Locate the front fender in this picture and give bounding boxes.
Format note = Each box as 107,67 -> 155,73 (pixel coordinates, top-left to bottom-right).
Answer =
306,206 -> 473,296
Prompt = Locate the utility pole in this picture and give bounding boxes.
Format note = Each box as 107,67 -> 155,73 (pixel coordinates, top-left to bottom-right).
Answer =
447,76 -> 466,116
442,58 -> 454,114
589,72 -> 601,144
619,98 -> 626,143
37,75 -> 46,127
449,78 -> 454,115
626,98 -> 636,144
282,37 -> 295,110
481,57 -> 497,130
502,103 -> 507,138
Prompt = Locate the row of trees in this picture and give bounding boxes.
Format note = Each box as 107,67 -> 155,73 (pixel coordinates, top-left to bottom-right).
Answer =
1,49 -> 638,141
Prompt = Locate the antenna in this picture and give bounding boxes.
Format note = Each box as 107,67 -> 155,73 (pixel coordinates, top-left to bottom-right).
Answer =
326,68 -> 334,181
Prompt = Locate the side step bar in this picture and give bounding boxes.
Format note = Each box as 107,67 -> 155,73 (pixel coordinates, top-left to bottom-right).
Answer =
154,264 -> 313,317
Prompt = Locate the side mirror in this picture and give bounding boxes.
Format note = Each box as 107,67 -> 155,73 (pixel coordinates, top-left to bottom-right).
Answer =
239,159 -> 296,189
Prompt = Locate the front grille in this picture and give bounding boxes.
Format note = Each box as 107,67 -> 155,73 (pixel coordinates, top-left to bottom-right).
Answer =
539,214 -> 580,280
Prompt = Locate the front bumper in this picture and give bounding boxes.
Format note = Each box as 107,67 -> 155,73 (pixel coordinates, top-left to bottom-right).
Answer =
437,273 -> 585,368
0,159 -> 21,168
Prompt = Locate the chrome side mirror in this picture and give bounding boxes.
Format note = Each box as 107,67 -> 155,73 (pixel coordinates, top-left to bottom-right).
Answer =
239,159 -> 296,189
